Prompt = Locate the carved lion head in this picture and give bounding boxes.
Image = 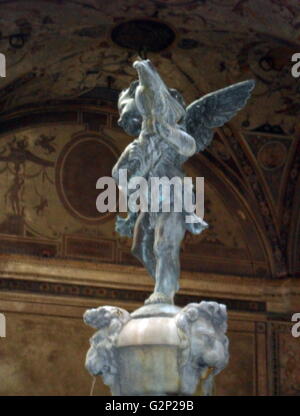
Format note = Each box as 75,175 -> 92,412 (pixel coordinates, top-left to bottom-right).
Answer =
176,301 -> 229,395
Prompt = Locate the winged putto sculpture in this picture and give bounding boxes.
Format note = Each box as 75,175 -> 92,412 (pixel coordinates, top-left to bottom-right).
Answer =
112,59 -> 255,305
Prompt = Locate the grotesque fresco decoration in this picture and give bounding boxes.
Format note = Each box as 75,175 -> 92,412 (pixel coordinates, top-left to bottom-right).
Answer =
0,135 -> 54,218
0,126 -> 121,243
245,130 -> 293,205
56,135 -> 118,223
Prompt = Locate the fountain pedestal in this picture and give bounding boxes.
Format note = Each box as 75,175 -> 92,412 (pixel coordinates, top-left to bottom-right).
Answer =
84,301 -> 229,396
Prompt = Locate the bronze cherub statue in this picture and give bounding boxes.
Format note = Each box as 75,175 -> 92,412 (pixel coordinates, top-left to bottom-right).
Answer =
112,59 -> 255,305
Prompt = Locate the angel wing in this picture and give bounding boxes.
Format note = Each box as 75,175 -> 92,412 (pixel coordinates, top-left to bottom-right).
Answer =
185,80 -> 255,152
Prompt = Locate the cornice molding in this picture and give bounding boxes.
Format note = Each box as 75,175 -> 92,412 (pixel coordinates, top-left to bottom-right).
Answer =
0,254 -> 298,314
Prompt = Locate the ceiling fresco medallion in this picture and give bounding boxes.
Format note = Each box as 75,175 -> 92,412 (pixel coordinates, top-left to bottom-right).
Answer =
56,135 -> 118,223
111,19 -> 176,53
257,141 -> 287,171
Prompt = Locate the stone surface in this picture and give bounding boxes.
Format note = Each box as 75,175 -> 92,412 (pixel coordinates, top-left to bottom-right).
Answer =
117,317 -> 180,346
131,303 -> 181,318
117,345 -> 180,396
84,300 -> 229,396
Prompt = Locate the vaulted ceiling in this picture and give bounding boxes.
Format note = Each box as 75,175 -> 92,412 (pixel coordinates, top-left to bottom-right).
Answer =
0,0 -> 299,129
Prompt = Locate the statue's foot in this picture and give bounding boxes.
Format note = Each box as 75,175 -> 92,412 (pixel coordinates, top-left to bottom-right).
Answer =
144,292 -> 173,305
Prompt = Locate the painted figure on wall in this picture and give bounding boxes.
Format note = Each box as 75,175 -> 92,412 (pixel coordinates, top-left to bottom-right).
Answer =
0,135 -> 55,231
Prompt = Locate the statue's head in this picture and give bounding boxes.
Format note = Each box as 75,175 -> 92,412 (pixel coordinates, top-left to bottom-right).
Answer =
118,60 -> 186,136
133,59 -> 186,125
118,80 -> 142,136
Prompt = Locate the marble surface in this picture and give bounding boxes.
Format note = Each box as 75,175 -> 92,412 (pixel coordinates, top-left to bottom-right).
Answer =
84,300 -> 229,396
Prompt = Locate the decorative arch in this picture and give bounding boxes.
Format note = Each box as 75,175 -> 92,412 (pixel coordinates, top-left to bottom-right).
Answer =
186,151 -> 274,278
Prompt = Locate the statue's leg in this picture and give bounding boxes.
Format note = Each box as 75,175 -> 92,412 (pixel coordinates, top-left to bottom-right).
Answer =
131,212 -> 156,280
145,213 -> 185,304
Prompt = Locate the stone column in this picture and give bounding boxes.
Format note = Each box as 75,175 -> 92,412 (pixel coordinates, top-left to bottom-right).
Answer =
83,301 -> 229,396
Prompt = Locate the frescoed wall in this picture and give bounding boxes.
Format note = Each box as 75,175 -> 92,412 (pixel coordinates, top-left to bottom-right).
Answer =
0,105 -> 273,278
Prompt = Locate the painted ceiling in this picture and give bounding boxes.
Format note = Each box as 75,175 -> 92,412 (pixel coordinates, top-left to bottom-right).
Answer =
0,0 -> 299,132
